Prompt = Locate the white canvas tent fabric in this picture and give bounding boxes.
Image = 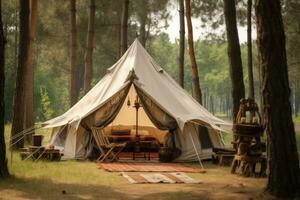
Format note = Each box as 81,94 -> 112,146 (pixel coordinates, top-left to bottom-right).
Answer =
43,39 -> 231,161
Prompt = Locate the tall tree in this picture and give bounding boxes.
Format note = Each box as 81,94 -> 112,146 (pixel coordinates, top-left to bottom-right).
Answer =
136,1 -> 147,47
178,0 -> 185,88
223,0 -> 245,122
0,0 -> 9,178
11,0 -> 30,149
255,0 -> 300,198
185,0 -> 202,104
24,0 -> 37,142
247,0 -> 254,99
134,0 -> 169,47
69,0 -> 77,106
284,0 -> 300,116
120,0 -> 129,55
83,0 -> 95,94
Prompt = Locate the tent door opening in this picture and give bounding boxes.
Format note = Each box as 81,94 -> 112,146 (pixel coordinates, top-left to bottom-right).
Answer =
102,85 -> 169,157
198,126 -> 213,150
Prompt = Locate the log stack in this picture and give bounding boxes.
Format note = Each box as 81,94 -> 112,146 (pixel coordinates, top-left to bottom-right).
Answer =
230,98 -> 267,177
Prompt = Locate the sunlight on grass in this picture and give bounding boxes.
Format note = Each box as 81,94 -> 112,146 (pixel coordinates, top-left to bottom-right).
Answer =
1,122 -> 298,200
0,124 -> 273,199
2,125 -> 127,199
4,124 -> 120,186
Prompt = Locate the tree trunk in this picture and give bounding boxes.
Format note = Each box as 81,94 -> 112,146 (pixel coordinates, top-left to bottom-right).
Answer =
210,95 -> 214,114
178,0 -> 185,88
69,0 -> 77,106
139,17 -> 147,47
0,0 -> 9,178
185,0 -> 202,104
11,0 -> 30,149
120,0 -> 129,55
223,0 -> 245,122
247,0 -> 254,99
24,0 -> 37,143
203,90 -> 207,108
83,0 -> 95,94
14,3 -> 18,75
255,0 -> 300,198
295,79 -> 299,116
117,22 -> 121,58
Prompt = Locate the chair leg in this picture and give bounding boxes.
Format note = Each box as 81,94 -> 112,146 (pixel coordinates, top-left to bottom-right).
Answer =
110,146 -> 125,162
96,148 -> 106,162
97,153 -> 104,162
100,147 -> 116,162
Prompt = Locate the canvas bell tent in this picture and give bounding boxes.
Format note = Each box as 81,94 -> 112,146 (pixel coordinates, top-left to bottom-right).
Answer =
42,39 -> 231,161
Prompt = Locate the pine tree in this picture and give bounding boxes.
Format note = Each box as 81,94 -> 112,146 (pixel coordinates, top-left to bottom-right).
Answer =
83,0 -> 95,94
69,0 -> 78,106
120,0 -> 129,55
11,0 -> 30,149
185,0 -> 202,104
223,0 -> 245,122
178,0 -> 185,88
0,0 -> 9,178
255,0 -> 300,197
24,0 -> 37,143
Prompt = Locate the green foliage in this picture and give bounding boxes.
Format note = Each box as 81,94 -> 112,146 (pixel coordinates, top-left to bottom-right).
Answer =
1,0 -> 296,123
190,0 -> 247,40
40,88 -> 54,121
283,0 -> 300,116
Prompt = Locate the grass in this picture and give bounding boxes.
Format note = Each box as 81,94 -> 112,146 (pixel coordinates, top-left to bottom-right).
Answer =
1,155 -> 266,200
1,121 -> 299,200
0,124 -> 269,200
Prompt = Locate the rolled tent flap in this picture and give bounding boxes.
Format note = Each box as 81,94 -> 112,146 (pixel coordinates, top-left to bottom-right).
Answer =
134,84 -> 177,131
82,83 -> 131,129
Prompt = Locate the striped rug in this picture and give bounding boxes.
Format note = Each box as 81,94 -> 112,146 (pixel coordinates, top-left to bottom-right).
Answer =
97,162 -> 205,173
121,172 -> 203,184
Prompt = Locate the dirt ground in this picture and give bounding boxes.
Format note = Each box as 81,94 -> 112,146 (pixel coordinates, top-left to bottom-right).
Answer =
0,162 -> 269,200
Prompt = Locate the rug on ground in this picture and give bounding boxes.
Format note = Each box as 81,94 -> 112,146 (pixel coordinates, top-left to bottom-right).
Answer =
121,172 -> 203,184
97,162 -> 205,173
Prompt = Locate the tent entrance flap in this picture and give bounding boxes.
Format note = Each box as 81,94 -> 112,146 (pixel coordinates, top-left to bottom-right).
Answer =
134,84 -> 177,131
82,83 -> 131,129
109,85 -> 177,131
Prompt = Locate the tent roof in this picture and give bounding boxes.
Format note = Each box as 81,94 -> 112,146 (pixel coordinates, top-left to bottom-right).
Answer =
43,39 -> 231,131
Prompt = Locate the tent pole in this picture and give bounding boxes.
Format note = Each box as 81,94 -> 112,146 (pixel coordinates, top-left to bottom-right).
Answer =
189,131 -> 204,169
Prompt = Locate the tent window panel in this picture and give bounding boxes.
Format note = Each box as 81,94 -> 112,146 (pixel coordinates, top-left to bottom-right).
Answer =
198,126 -> 213,149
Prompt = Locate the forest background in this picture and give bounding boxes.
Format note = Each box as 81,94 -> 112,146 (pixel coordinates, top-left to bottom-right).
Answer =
2,0 -> 299,123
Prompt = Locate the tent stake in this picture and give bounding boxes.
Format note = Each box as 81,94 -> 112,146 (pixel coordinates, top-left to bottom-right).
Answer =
189,131 -> 204,169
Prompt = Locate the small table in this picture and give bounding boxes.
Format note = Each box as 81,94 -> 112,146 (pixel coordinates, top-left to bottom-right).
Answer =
133,140 -> 153,160
108,135 -> 159,160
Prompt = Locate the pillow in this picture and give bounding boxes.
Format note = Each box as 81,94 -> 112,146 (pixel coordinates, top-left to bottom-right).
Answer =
111,129 -> 131,135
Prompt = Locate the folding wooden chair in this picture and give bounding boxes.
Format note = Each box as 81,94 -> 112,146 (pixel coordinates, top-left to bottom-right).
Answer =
91,127 -> 127,162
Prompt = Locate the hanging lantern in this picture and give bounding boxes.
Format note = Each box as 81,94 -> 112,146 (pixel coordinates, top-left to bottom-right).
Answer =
127,97 -> 131,106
